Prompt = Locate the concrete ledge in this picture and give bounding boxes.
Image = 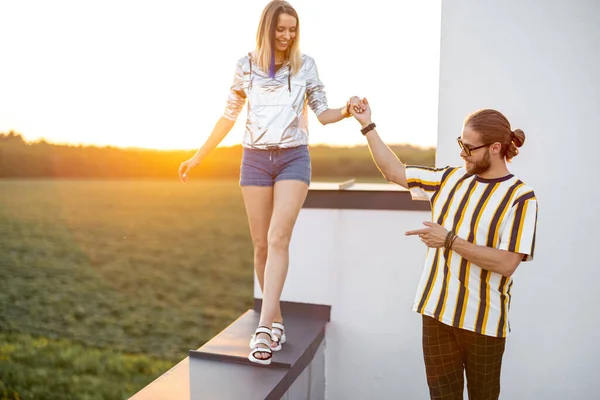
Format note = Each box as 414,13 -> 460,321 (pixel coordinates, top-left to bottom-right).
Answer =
190,309 -> 328,399
304,183 -> 431,211
131,302 -> 329,400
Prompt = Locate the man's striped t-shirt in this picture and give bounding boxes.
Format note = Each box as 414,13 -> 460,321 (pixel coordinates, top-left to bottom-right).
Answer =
405,165 -> 538,338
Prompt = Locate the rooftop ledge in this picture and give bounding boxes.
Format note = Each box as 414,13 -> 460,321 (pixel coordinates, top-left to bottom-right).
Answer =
130,179 -> 429,400
305,179 -> 431,211
130,301 -> 330,400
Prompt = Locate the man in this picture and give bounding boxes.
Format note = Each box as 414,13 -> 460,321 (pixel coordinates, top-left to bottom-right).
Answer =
351,99 -> 538,400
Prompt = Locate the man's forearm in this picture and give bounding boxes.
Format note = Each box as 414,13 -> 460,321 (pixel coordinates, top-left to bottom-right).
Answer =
362,123 -> 408,188
451,237 -> 521,277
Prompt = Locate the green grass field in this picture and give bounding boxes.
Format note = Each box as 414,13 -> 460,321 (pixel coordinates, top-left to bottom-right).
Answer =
0,176 -> 397,399
0,179 -> 261,399
0,133 -> 434,398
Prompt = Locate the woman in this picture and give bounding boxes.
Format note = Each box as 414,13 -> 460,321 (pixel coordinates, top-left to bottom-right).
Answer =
178,0 -> 362,365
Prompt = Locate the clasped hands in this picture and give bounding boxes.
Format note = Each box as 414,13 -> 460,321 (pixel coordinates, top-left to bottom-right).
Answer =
345,96 -> 372,127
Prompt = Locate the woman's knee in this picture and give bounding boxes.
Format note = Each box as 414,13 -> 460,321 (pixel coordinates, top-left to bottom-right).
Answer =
267,229 -> 291,250
254,242 -> 268,260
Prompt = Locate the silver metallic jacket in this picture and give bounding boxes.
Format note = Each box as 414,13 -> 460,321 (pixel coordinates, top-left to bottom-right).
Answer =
223,53 -> 329,149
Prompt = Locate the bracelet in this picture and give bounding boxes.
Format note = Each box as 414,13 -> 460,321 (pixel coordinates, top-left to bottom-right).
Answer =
450,235 -> 459,249
361,122 -> 376,135
444,231 -> 453,249
444,230 -> 457,249
343,100 -> 352,118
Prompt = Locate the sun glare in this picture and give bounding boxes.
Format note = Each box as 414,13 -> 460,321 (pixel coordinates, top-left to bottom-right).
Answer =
0,1 -> 441,151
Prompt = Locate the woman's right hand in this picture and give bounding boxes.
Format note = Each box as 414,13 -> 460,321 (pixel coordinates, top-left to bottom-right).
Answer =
349,96 -> 365,114
178,158 -> 200,183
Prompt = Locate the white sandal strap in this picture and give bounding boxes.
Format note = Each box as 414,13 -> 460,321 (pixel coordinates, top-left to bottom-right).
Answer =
252,347 -> 272,355
254,327 -> 272,337
272,322 -> 285,332
253,338 -> 272,348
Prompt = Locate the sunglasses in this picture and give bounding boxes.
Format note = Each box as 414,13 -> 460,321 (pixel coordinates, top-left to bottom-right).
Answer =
456,137 -> 492,156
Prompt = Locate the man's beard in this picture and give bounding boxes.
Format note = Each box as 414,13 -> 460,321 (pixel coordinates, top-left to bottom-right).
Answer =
466,151 -> 491,175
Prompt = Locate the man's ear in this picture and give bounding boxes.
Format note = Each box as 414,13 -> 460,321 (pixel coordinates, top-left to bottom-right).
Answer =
491,142 -> 503,155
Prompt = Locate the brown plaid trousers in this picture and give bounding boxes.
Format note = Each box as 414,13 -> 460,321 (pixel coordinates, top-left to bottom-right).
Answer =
422,315 -> 507,400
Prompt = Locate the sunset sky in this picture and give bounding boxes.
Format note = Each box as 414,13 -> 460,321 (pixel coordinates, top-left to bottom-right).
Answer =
0,0 -> 441,150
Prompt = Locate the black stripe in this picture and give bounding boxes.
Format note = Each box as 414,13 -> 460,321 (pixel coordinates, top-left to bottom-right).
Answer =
485,180 -> 523,248
421,184 -> 438,191
407,181 -> 438,192
432,253 -> 450,319
475,270 -> 489,334
512,191 -> 535,207
434,179 -> 478,320
452,183 -> 498,327
531,204 -> 538,258
416,249 -> 440,313
435,174 -> 473,225
431,167 -> 461,207
452,263 -> 470,327
406,165 -> 448,172
508,200 -> 526,252
475,180 -> 522,333
507,280 -> 514,311
496,276 -> 509,337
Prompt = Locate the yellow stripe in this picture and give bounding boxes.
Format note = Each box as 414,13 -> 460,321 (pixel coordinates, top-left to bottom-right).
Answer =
498,278 -> 512,337
432,168 -> 459,210
438,177 -> 469,224
423,173 -> 466,316
513,191 -> 534,206
417,169 -> 461,312
407,178 -> 439,188
430,175 -> 468,313
481,182 -> 523,335
420,251 -> 442,311
438,262 -> 453,319
491,183 -> 524,247
440,182 -> 478,319
459,183 -> 501,329
515,201 -> 529,253
481,272 -> 493,332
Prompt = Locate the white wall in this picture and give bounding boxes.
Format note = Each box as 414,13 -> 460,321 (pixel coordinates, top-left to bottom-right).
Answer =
255,2 -> 600,398
256,205 -> 435,399
436,0 -> 600,398
323,208 -> 432,400
254,209 -> 340,306
282,341 -> 326,400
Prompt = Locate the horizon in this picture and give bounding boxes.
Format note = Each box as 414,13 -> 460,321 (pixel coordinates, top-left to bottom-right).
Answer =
0,0 -> 442,151
1,130 -> 436,152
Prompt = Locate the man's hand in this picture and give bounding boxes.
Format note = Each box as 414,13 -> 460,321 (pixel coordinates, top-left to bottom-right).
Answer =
348,96 -> 365,114
405,221 -> 449,248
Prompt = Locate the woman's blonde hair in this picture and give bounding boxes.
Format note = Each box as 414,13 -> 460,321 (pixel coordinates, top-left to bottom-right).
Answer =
254,1 -> 302,77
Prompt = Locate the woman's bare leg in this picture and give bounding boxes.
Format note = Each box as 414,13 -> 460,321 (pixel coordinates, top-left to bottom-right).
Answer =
241,185 -> 277,359
258,180 -> 309,341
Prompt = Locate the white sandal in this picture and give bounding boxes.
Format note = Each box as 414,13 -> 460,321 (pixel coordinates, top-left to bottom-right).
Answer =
248,326 -> 273,365
271,322 -> 286,352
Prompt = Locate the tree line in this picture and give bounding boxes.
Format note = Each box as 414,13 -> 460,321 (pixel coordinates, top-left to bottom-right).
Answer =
0,131 -> 435,179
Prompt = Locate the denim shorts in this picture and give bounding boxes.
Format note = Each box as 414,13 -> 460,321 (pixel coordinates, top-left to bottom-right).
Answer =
240,145 -> 311,187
